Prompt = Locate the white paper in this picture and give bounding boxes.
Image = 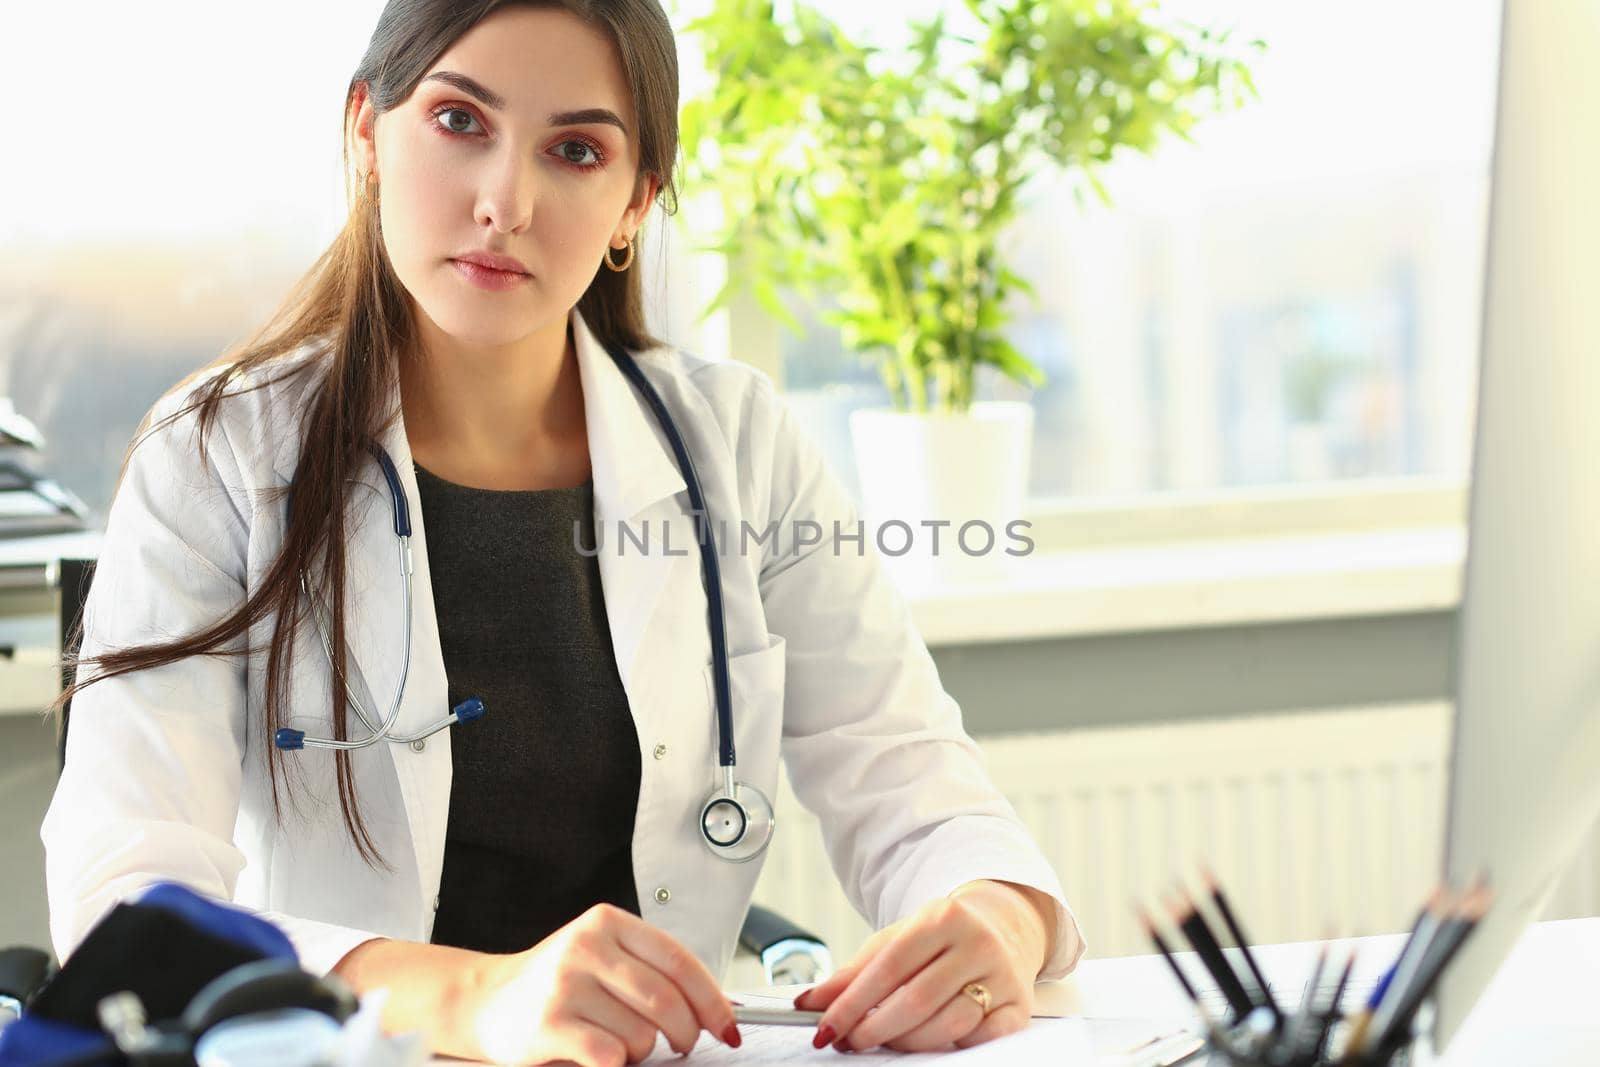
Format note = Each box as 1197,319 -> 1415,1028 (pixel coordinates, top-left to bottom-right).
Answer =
638,1016 -> 1197,1066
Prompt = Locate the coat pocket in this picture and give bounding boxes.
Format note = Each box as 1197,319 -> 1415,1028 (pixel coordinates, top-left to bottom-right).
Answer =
702,634 -> 788,795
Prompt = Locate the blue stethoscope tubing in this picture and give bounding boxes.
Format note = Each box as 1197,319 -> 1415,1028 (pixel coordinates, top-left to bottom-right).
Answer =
272,341 -> 774,862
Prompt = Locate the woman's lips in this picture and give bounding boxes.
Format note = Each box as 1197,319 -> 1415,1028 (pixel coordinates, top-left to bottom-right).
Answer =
451,258 -> 532,291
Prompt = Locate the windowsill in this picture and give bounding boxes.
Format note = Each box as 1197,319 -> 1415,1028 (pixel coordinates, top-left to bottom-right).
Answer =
1018,475 -> 1468,551
902,524 -> 1467,647
1,490 -> 1470,700
0,523 -> 1467,715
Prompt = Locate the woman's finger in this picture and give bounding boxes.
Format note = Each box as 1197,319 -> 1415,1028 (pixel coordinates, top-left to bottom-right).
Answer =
793,963 -> 856,1012
951,1001 -> 1032,1050
794,923 -> 898,1011
590,952 -> 701,1055
613,915 -> 740,1046
573,985 -> 663,1063
794,957 -> 868,1012
538,1018 -> 629,1067
883,986 -> 990,1053
834,947 -> 976,1051
812,922 -> 947,1048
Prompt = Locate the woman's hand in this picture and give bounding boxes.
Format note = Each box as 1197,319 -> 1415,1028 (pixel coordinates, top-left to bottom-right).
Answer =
454,903 -> 742,1065
792,879 -> 1057,1054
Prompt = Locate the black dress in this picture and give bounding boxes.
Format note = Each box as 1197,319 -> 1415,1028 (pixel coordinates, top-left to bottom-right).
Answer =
415,463 -> 643,955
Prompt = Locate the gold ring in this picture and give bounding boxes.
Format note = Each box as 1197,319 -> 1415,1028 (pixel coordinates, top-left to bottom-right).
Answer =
961,982 -> 991,1015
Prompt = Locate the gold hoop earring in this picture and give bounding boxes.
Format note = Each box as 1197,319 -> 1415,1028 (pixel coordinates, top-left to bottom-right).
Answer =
604,236 -> 635,272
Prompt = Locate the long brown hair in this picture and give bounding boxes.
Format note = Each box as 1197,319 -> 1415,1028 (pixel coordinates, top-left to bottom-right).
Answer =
50,0 -> 682,870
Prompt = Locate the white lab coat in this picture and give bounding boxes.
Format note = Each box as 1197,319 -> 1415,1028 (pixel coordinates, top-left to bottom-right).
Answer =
41,305 -> 1086,984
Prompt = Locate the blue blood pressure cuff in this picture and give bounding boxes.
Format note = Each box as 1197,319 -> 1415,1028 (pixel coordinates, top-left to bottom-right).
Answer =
0,881 -> 350,1067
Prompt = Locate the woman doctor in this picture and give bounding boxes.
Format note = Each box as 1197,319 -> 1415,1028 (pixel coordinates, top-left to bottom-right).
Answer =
41,1 -> 1085,1063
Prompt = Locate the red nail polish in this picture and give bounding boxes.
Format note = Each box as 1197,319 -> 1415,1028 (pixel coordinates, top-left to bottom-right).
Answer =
813,1025 -> 836,1049
833,1038 -> 850,1053
721,1022 -> 742,1048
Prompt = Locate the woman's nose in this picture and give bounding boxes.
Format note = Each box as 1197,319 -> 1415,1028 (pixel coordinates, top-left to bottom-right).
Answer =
474,148 -> 538,234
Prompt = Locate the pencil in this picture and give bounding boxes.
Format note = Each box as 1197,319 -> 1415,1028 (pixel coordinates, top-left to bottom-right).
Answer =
1343,885 -> 1448,1061
1137,905 -> 1230,1052
1312,946 -> 1357,1058
1283,940 -> 1328,1055
1340,942 -> 1407,1059
1406,877 -> 1490,1006
1364,887 -> 1453,1049
1341,1011 -> 1374,1062
1138,905 -> 1207,1003
1199,865 -> 1282,1025
1168,890 -> 1255,1022
1369,881 -> 1493,1055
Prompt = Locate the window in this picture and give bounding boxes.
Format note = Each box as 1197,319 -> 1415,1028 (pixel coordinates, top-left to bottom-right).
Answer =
2,2 -> 1500,527
0,1 -> 713,522
666,0 -> 1503,508
0,3 -> 392,521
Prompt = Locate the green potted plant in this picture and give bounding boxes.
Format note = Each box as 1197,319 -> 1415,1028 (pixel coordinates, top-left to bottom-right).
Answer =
680,0 -> 1260,579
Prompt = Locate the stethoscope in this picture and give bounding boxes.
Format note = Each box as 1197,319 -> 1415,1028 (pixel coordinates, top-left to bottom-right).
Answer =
270,341 -> 775,863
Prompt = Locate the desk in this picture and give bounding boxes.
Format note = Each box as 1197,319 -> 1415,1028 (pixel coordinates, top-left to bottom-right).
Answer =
418,919 -> 1596,1064
1033,917 -> 1600,1064
613,918 -> 1597,1066
0,530 -> 99,715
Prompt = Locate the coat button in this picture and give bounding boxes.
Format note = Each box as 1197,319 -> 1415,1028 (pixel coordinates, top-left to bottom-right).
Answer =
654,887 -> 671,904
410,740 -> 426,753
653,743 -> 667,760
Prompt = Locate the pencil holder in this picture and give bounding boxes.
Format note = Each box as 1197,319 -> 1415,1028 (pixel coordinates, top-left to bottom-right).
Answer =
1194,1004 -> 1429,1066
1134,872 -> 1482,1067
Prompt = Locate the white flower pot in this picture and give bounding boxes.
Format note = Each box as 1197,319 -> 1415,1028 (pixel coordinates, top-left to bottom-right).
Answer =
1288,422 -> 1334,481
848,401 -> 1035,588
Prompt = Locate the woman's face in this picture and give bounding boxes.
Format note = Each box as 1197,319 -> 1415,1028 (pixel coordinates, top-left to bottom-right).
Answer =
353,5 -> 658,349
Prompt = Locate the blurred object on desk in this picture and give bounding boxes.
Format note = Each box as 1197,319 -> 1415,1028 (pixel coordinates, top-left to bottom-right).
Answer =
0,400 -> 45,450
0,398 -> 87,539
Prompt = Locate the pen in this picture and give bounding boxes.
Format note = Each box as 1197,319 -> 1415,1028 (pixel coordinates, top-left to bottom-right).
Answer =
1340,952 -> 1399,1060
732,1005 -> 825,1026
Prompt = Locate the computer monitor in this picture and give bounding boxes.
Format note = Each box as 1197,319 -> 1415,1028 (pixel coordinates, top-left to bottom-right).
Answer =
1436,0 -> 1600,1050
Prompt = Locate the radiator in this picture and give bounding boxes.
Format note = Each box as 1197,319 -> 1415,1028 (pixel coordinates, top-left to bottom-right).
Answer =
750,702 -> 1600,967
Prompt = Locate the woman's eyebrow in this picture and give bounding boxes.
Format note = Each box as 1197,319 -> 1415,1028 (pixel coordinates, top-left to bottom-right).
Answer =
420,71 -> 628,134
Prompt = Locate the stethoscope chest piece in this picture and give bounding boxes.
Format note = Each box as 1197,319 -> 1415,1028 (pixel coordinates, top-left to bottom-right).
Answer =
699,772 -> 775,862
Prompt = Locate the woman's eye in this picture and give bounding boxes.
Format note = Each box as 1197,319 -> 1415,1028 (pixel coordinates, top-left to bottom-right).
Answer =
435,108 -> 481,135
556,139 -> 602,167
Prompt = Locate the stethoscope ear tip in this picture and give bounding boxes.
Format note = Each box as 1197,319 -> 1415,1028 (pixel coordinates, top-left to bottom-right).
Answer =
274,728 -> 306,751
